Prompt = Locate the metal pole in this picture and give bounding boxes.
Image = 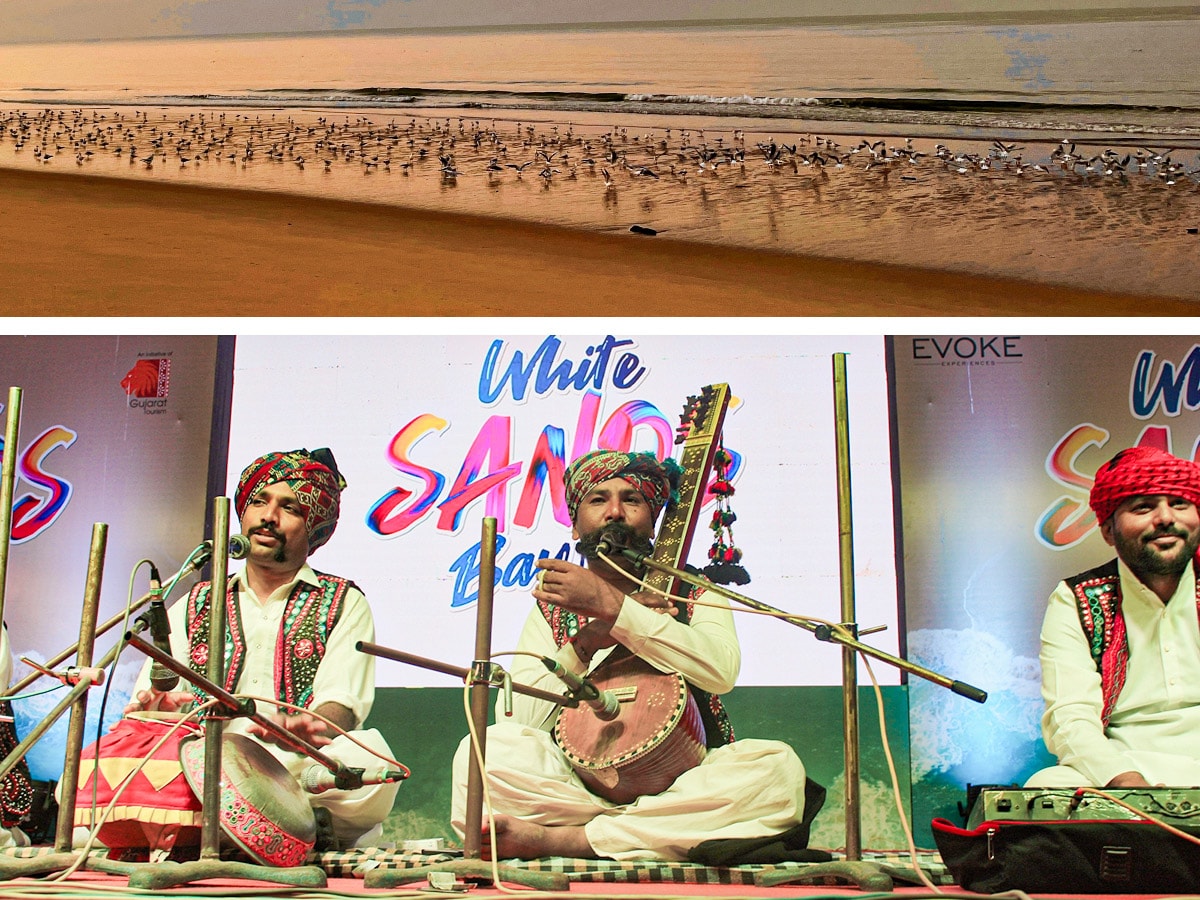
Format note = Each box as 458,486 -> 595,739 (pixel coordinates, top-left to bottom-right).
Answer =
833,352 -> 862,861
463,517 -> 498,861
53,522 -> 106,853
200,498 -> 231,860
0,386 -> 24,628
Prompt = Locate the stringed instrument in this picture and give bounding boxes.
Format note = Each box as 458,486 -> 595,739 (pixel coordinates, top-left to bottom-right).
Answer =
555,384 -> 732,803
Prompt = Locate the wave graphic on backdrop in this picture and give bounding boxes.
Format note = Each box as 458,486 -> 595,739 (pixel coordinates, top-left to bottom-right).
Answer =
908,628 -> 1045,785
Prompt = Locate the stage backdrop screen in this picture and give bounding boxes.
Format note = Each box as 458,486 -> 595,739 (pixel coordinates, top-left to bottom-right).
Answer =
0,335 -> 221,780
890,334 -> 1200,825
227,333 -> 899,688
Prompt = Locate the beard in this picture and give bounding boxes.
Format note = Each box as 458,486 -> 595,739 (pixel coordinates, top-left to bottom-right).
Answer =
575,521 -> 654,563
1113,523 -> 1200,580
250,526 -> 290,564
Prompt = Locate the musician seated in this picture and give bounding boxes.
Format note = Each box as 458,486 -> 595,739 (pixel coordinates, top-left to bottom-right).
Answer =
123,448 -> 400,849
451,449 -> 809,861
1026,447 -> 1200,789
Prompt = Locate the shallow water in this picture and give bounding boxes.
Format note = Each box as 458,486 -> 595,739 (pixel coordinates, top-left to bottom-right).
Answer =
2,15 -> 1199,300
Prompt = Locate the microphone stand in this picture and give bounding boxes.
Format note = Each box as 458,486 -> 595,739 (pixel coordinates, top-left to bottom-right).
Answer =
116,498 -> 328,891
6,543 -> 215,698
0,524 -> 144,882
610,353 -> 987,892
356,517 -> 569,892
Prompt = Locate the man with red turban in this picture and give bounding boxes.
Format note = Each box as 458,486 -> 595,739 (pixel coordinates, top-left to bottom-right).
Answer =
1026,445 -> 1200,788
450,449 -> 814,862
125,448 -> 400,849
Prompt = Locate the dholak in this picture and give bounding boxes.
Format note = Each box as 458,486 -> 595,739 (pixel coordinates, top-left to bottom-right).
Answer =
75,711 -> 204,856
179,733 -> 316,867
554,654 -> 707,804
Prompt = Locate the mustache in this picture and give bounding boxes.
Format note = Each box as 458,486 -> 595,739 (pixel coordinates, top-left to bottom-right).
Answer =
1145,526 -> 1189,541
575,522 -> 653,561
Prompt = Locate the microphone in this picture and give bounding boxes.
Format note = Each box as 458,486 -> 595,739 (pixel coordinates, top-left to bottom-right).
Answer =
146,565 -> 180,693
300,764 -> 408,794
227,533 -> 251,559
19,657 -> 106,687
595,527 -> 628,556
541,657 -> 621,721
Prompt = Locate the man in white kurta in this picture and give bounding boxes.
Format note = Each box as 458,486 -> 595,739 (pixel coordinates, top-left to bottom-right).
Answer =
1026,446 -> 1200,788
127,448 -> 399,847
451,449 -> 807,861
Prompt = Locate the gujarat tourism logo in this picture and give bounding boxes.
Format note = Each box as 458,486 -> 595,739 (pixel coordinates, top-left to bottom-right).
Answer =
120,355 -> 171,413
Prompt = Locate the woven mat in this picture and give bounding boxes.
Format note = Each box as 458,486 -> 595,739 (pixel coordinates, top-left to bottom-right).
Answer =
1,845 -> 953,886
319,848 -> 954,886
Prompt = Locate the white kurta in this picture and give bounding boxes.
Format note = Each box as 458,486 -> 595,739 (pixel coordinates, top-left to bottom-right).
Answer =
1026,558 -> 1200,787
451,589 -> 807,860
132,565 -> 399,844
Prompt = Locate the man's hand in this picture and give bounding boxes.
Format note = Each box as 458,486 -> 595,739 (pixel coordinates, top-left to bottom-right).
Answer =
533,559 -> 627,621
123,689 -> 195,716
247,711 -> 332,748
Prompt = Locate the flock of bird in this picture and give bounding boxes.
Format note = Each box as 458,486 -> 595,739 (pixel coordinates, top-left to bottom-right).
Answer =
2,106 -> 1198,193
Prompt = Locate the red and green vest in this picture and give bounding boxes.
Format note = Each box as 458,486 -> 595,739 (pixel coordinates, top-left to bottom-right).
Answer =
538,591 -> 736,748
1067,557 -> 1200,727
184,572 -> 351,710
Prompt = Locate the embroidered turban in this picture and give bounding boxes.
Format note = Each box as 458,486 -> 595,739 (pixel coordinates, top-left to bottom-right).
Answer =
564,450 -> 680,522
1089,446 -> 1200,525
235,448 -> 346,551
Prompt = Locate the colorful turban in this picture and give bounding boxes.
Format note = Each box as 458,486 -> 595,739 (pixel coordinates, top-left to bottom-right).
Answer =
1089,446 -> 1200,525
565,450 -> 680,522
235,448 -> 346,552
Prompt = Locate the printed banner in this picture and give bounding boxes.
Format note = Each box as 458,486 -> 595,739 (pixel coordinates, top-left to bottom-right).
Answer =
228,334 -> 899,687
890,334 -> 1200,817
0,335 -> 220,779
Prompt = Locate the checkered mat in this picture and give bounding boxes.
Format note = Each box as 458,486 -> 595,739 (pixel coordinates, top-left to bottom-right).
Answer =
1,845 -> 953,886
318,847 -> 954,886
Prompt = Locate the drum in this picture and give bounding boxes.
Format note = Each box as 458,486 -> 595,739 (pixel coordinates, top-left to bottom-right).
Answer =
74,711 -> 204,855
554,654 -> 707,804
179,733 -> 316,867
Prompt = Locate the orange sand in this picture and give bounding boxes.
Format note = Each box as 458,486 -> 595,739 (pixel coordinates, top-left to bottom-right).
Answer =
1,168 -> 1194,316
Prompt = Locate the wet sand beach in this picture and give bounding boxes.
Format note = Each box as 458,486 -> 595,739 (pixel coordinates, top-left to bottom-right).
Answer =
1,167 -> 1196,317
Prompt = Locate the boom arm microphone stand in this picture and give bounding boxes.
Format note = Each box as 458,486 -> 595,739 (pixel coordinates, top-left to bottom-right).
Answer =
116,498 -> 332,891
356,517 -> 569,892
604,354 -> 987,891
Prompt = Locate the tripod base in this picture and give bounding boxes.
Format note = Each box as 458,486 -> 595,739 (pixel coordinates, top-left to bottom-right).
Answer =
364,858 -> 568,891
0,851 -> 141,881
754,859 -> 896,891
125,859 -> 327,890
756,859 -> 934,892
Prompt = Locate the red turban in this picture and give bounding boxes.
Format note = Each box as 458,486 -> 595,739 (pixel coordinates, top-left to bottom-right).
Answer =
235,448 -> 345,551
1089,446 -> 1200,525
564,450 -> 680,522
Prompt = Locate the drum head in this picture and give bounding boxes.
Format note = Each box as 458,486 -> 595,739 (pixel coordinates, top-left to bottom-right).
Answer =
179,733 -> 316,867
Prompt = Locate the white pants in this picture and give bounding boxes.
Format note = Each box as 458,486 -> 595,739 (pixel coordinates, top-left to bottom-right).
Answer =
1025,750 -> 1200,789
261,727 -> 401,846
452,721 -> 806,860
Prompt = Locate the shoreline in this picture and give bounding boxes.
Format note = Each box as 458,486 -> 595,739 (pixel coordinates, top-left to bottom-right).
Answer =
1,167 -> 1196,317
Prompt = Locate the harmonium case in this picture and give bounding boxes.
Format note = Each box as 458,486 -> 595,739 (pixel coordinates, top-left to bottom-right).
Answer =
933,788 -> 1200,893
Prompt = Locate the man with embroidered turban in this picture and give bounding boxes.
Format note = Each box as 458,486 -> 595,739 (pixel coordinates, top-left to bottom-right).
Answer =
451,449 -> 812,862
1026,445 -> 1200,789
125,448 -> 401,849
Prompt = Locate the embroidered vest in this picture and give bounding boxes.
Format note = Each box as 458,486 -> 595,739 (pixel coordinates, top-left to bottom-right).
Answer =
1067,557 -> 1200,727
185,572 -> 350,710
538,589 -> 736,749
